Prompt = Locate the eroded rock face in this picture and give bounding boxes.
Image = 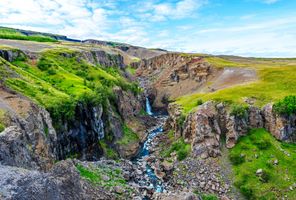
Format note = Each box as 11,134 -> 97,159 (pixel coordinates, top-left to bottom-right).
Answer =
113,86 -> 142,120
0,88 -> 57,170
56,103 -> 105,161
0,160 -> 115,200
263,104 -> 296,141
0,49 -> 25,62
184,102 -> 221,158
167,101 -> 296,158
136,54 -> 215,108
81,50 -> 124,68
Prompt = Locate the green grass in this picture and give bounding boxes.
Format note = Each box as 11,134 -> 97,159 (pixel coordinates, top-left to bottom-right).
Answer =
99,140 -> 118,159
162,138 -> 191,161
230,128 -> 296,199
0,27 -> 57,42
126,65 -> 136,75
0,109 -> 6,132
1,48 -> 137,123
175,57 -> 296,114
274,95 -> 296,115
76,164 -> 127,187
116,124 -> 139,145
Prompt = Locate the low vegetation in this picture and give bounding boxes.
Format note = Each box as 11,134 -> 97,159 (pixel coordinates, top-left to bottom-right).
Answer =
0,27 -> 57,42
274,95 -> 296,115
230,104 -> 249,118
0,109 -> 6,132
126,65 -> 136,75
175,57 -> 296,114
99,140 -> 118,159
116,124 -> 139,145
75,163 -> 134,197
162,138 -> 191,161
229,128 -> 296,199
2,48 -> 138,124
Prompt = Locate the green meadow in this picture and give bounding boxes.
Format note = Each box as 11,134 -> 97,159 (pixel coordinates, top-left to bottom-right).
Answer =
175,56 -> 296,114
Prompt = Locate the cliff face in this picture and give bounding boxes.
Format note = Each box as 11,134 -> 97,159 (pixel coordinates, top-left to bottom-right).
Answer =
166,101 -> 296,158
0,46 -> 148,170
0,87 -> 57,171
136,54 -> 215,108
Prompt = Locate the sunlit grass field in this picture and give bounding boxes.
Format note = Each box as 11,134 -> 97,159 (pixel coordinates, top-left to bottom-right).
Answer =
175,56 -> 296,114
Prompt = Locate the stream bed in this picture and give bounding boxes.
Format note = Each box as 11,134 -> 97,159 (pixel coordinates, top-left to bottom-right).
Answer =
132,98 -> 167,198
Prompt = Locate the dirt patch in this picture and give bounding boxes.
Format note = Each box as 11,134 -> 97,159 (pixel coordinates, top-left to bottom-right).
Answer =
0,86 -> 31,118
200,68 -> 257,93
0,39 -> 53,52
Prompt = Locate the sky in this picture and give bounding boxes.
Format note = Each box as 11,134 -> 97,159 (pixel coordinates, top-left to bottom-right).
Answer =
0,0 -> 296,57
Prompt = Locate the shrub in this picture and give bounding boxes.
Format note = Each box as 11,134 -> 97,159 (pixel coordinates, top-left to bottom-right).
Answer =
164,138 -> 191,161
197,99 -> 203,106
229,153 -> 245,165
37,57 -> 55,71
255,140 -> 271,150
47,98 -> 76,122
230,104 -> 249,118
47,68 -> 56,75
274,95 -> 296,115
177,148 -> 189,161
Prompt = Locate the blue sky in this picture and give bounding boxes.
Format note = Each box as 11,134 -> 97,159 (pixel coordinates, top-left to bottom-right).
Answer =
0,0 -> 296,57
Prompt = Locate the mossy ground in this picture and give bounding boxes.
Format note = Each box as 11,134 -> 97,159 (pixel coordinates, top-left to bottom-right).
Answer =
161,137 -> 191,161
76,163 -> 134,197
229,128 -> 296,199
175,56 -> 296,114
116,124 -> 139,145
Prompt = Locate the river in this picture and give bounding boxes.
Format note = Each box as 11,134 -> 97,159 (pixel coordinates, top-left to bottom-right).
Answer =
133,97 -> 167,198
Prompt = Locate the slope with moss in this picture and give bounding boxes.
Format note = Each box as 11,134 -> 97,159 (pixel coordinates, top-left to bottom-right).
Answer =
230,128 -> 296,199
0,43 -> 144,160
1,47 -> 138,122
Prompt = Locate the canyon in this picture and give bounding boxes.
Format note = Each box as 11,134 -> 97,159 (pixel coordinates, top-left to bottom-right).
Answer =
0,27 -> 295,200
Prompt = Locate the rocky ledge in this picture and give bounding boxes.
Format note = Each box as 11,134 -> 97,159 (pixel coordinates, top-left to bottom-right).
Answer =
166,101 -> 296,159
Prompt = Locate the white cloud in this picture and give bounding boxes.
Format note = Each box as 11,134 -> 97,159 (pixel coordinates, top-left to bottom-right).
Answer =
0,0 -> 110,39
151,0 -> 206,21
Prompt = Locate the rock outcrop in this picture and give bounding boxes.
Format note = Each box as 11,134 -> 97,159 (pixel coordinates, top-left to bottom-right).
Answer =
136,54 -> 215,108
0,87 -> 57,171
0,160 -> 115,200
167,101 -> 296,158
81,50 -> 125,68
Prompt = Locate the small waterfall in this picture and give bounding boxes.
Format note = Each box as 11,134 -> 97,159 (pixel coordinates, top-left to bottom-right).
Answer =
146,97 -> 153,116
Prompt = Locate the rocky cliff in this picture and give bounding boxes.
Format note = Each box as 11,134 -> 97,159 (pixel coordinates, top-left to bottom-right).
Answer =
136,54 -> 215,108
166,101 -> 296,158
0,45 -> 151,171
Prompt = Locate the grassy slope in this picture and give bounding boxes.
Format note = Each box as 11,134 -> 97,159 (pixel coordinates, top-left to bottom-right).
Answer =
0,27 -> 57,42
176,56 -> 296,114
1,47 -> 137,121
116,124 -> 139,145
230,129 -> 296,199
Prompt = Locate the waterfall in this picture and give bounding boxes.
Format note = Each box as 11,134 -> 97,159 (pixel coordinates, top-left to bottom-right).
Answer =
146,97 -> 153,116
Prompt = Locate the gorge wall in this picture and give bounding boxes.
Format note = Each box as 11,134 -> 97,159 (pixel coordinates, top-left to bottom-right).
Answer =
0,47 -> 152,171
165,101 -> 296,158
